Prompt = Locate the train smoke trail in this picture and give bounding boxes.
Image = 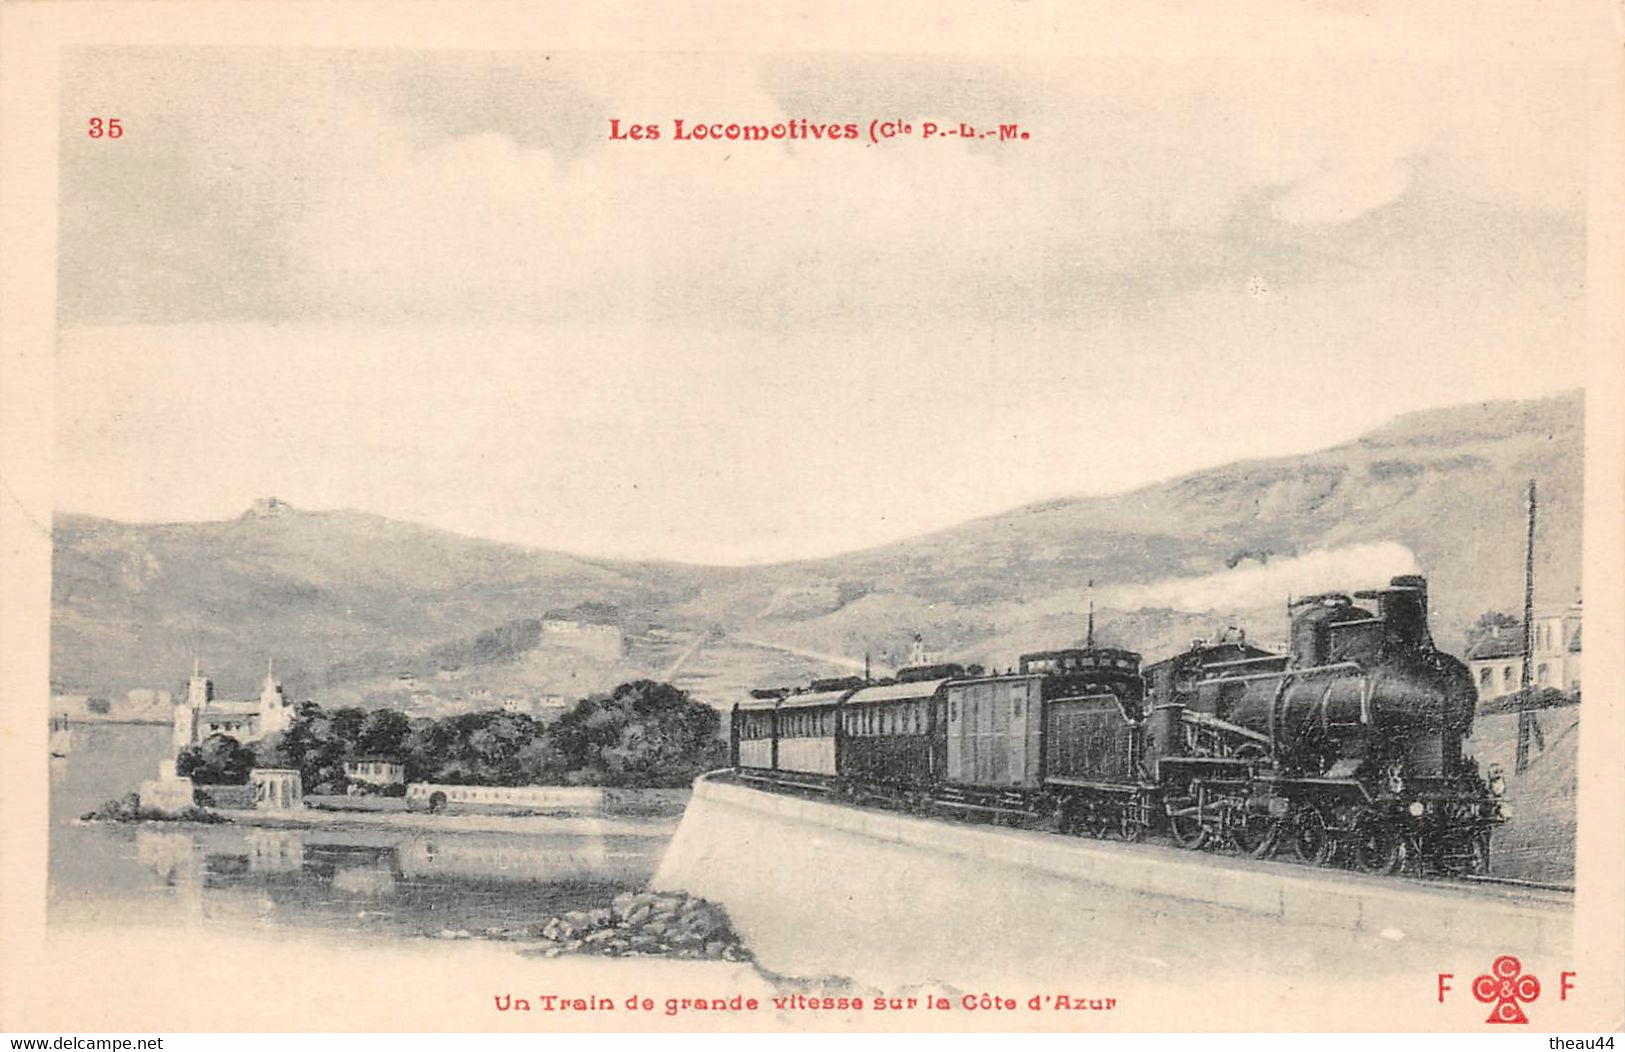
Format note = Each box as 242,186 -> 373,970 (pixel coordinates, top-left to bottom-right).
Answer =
1101,541 -> 1422,614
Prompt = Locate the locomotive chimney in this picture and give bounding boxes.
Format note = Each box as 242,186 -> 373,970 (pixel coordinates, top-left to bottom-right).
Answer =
1372,574 -> 1432,649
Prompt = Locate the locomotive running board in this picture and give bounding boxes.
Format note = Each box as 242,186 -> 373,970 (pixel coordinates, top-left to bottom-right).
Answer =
930,798 -> 1041,817
1043,777 -> 1142,794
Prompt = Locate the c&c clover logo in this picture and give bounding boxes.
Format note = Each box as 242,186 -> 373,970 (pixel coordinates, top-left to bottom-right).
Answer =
1438,955 -> 1577,1025
1474,955 -> 1540,1023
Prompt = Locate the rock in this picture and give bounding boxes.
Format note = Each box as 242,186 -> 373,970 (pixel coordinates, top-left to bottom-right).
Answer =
583,929 -> 616,945
626,905 -> 653,927
704,939 -> 728,957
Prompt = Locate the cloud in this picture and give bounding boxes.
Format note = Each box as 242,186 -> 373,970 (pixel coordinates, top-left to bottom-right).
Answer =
58,51 -> 1588,327
1273,160 -> 1415,225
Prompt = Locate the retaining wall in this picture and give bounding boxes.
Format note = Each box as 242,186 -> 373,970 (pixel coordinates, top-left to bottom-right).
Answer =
654,775 -> 1572,990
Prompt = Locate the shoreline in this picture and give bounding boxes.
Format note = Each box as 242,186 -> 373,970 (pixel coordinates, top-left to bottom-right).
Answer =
211,804 -> 680,837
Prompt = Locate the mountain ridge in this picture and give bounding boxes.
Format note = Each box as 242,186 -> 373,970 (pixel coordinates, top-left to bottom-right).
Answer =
52,390 -> 1583,707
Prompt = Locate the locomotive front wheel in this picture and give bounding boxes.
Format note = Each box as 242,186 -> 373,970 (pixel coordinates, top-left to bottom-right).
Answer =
1351,814 -> 1405,874
1289,805 -> 1333,866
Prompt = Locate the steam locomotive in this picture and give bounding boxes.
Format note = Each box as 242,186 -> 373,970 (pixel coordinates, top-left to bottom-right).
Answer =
730,574 -> 1507,876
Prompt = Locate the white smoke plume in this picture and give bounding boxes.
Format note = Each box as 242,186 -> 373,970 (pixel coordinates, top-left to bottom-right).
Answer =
1101,542 -> 1423,614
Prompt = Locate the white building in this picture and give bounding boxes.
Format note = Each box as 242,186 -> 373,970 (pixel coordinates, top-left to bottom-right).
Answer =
344,757 -> 406,791
1466,602 -> 1582,702
541,608 -> 625,656
173,659 -> 296,753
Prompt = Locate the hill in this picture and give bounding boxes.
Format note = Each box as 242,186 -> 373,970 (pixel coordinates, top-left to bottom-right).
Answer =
672,390 -> 1583,678
51,391 -> 1582,708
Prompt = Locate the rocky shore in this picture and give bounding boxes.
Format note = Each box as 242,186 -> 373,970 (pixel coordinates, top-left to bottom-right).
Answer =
525,891 -> 751,961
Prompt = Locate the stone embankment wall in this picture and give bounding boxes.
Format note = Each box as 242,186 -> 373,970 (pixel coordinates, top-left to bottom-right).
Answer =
654,775 -> 1572,992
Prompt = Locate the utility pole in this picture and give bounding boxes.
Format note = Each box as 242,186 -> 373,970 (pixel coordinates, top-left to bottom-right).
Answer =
1516,479 -> 1544,774
1085,579 -> 1096,649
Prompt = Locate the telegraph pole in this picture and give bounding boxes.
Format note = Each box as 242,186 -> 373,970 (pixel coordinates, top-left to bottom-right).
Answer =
1516,479 -> 1542,774
1085,579 -> 1096,649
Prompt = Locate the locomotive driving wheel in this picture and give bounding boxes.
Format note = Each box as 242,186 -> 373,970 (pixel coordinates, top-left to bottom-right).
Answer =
1289,804 -> 1333,865
1351,811 -> 1405,874
1229,808 -> 1277,859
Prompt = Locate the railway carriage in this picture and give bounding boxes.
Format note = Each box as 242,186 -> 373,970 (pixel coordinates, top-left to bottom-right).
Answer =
840,675 -> 949,793
732,689 -> 783,773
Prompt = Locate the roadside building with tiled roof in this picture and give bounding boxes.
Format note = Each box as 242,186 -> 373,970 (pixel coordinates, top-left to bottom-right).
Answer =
1466,602 -> 1582,702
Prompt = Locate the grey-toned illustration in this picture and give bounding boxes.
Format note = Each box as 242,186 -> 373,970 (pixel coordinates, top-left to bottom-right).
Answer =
46,42 -> 1589,1024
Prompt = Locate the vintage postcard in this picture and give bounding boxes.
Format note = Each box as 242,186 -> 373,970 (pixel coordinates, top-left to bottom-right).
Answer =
1,0 -> 1622,1035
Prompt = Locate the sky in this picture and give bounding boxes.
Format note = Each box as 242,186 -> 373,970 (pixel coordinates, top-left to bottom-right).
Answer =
54,48 -> 1588,564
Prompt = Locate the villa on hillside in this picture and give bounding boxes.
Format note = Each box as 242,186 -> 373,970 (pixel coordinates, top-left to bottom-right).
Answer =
541,604 -> 625,656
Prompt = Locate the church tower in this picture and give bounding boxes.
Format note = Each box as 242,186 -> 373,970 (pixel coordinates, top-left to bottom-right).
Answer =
259,658 -> 292,736
187,657 -> 213,708
175,658 -> 210,753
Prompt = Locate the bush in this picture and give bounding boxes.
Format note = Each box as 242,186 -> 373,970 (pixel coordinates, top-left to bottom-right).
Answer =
176,733 -> 257,784
80,792 -> 229,824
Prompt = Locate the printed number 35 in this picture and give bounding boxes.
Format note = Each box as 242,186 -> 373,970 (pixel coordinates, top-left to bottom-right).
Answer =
88,117 -> 123,139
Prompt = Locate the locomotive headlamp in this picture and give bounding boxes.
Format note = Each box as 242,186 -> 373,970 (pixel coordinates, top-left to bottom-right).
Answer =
1407,801 -> 1425,818
1495,801 -> 1515,820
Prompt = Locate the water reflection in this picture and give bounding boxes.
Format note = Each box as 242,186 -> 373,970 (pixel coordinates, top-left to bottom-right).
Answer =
51,723 -> 673,939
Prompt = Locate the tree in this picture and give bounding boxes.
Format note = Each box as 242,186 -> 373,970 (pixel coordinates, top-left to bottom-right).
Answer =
357,708 -> 412,758
256,701 -> 352,792
550,680 -> 726,787
1466,610 -> 1522,649
177,733 -> 257,785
